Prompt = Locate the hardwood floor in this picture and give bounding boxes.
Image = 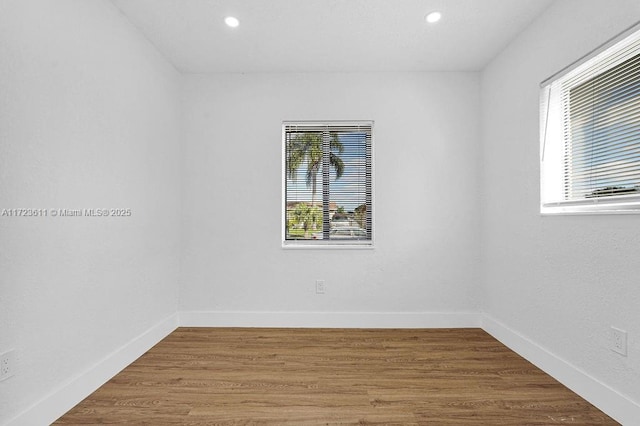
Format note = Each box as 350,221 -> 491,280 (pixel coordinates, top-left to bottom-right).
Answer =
55,328 -> 617,425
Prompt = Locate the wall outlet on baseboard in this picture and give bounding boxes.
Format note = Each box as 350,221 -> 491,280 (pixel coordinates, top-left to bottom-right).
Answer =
0,350 -> 15,381
610,327 -> 627,356
315,280 -> 325,294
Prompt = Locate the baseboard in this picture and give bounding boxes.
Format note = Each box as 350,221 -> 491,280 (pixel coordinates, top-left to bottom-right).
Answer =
482,314 -> 640,425
6,313 -> 179,426
178,310 -> 482,328
8,311 -> 636,425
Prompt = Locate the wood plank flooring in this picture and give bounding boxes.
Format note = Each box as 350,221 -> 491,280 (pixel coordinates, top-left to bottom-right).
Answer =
55,328 -> 617,425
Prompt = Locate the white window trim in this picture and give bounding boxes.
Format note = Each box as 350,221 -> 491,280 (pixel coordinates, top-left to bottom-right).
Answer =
281,121 -> 375,249
540,21 -> 640,215
541,194 -> 640,215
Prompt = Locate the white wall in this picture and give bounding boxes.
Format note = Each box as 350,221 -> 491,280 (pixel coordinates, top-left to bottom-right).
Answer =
481,0 -> 640,408
181,73 -> 481,317
8,0 -> 638,422
0,0 -> 181,423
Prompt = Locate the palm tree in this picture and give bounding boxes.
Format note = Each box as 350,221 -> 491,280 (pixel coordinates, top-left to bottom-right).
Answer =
286,132 -> 345,207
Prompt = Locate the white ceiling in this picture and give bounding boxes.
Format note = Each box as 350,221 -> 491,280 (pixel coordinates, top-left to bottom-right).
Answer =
110,0 -> 555,73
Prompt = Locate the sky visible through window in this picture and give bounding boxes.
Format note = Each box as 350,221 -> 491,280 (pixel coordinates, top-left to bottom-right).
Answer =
567,52 -> 640,199
286,132 -> 367,212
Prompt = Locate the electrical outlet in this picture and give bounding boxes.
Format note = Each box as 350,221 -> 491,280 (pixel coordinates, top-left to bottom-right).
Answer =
315,280 -> 325,294
611,327 -> 627,356
0,350 -> 15,381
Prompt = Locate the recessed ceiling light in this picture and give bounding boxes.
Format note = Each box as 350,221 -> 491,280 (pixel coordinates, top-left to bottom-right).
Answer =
425,11 -> 442,24
224,16 -> 239,28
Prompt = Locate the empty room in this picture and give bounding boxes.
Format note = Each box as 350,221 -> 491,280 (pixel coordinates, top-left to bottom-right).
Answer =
1,0 -> 639,424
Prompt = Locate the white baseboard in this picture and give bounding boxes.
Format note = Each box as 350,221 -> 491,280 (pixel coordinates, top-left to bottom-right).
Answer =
8,311 -> 637,425
482,314 -> 640,425
178,310 -> 482,328
6,313 -> 179,426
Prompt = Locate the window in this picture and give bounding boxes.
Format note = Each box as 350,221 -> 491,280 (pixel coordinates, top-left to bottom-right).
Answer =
283,121 -> 373,247
540,25 -> 640,214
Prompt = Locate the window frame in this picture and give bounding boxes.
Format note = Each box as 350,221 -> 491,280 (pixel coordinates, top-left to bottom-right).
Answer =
540,22 -> 640,215
281,121 -> 374,249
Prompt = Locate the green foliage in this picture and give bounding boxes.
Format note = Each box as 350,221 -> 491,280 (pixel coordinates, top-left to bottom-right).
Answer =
289,203 -> 322,238
354,203 -> 367,230
286,132 -> 345,204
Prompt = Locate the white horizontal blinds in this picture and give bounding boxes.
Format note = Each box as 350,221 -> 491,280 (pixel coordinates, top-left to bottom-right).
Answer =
561,30 -> 640,201
284,123 -> 372,242
327,127 -> 372,240
322,130 -> 331,240
285,127 -> 323,240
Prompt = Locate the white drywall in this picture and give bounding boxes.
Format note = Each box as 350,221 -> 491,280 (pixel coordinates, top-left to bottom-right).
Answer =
180,72 -> 481,316
0,0 -> 181,423
4,0 -> 638,423
481,0 -> 640,412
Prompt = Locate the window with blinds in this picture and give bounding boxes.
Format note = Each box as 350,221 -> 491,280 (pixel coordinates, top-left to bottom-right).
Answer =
540,25 -> 640,214
283,122 -> 373,246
